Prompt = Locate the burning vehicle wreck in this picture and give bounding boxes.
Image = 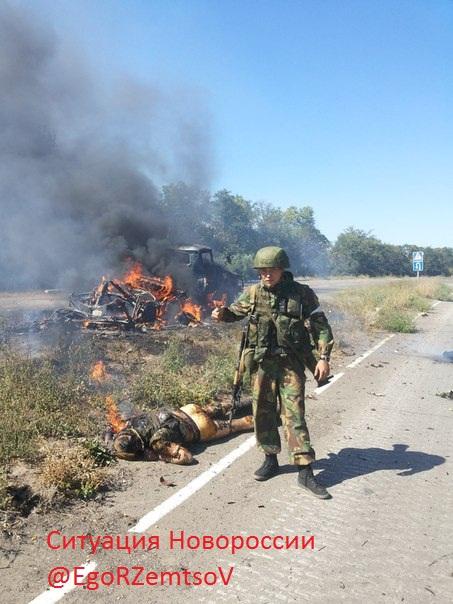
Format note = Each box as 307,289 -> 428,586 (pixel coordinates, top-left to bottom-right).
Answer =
68,264 -> 203,330
30,245 -> 243,332
171,245 -> 243,306
36,250 -> 239,331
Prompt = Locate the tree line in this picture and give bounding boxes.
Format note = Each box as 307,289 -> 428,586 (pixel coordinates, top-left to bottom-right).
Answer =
160,182 -> 453,278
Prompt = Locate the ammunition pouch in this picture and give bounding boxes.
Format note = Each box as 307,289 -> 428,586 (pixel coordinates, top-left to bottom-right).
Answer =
248,315 -> 312,362
280,317 -> 313,352
243,282 -> 319,370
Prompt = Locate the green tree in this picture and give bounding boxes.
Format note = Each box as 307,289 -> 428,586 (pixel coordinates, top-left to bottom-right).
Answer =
206,189 -> 258,256
280,206 -> 330,275
331,228 -> 384,276
254,204 -> 330,275
424,247 -> 453,276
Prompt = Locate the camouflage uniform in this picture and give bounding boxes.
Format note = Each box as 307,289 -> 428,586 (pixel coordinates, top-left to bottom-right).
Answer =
124,406 -> 200,457
218,271 -> 333,466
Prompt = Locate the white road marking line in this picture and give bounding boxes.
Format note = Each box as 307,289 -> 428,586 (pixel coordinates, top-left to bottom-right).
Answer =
30,306 -> 424,602
129,435 -> 256,533
29,561 -> 97,604
416,299 -> 442,318
347,335 -> 395,368
314,372 -> 345,394
129,372 -> 352,534
345,299 -> 441,371
129,369 -> 353,535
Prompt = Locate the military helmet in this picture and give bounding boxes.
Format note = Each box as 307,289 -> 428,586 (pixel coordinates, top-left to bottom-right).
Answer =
253,246 -> 290,269
113,428 -> 145,461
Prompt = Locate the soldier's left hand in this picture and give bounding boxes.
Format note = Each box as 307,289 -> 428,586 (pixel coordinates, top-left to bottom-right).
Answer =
314,360 -> 330,382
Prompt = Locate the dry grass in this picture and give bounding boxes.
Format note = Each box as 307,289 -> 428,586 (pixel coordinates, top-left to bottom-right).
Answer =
335,278 -> 452,333
39,440 -> 113,500
412,278 -> 453,301
0,468 -> 10,510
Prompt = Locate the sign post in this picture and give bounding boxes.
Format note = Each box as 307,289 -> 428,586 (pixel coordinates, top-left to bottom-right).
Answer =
412,251 -> 424,279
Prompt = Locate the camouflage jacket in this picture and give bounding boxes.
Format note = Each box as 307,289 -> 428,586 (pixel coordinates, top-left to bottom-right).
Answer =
219,271 -> 334,362
125,408 -> 200,453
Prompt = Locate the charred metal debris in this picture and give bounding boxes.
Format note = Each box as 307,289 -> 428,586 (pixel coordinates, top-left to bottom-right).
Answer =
32,273 -> 206,332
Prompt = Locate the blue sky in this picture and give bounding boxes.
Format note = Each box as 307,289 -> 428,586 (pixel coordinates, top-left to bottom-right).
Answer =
20,0 -> 453,247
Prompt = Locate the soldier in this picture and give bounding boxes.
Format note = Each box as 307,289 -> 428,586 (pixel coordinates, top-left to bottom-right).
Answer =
212,246 -> 334,499
112,400 -> 253,464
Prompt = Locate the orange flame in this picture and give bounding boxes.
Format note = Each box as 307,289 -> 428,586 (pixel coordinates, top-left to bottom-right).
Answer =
121,262 -> 178,328
122,262 -> 144,289
105,395 -> 126,433
161,275 -> 174,299
122,262 -> 174,297
87,259 -> 211,329
180,300 -> 202,322
207,292 -> 228,308
90,360 -> 107,382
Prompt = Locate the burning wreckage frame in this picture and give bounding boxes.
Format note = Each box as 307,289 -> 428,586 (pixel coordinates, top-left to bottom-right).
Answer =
37,262 -> 229,332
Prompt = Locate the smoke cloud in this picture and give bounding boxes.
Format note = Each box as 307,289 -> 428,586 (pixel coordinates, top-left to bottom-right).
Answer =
0,3 -> 213,290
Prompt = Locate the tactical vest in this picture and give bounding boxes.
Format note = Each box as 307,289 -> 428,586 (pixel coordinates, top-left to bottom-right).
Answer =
247,281 -> 312,361
127,407 -> 200,446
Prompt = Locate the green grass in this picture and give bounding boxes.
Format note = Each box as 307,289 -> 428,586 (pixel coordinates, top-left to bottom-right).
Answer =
376,308 -> 416,333
335,278 -> 452,333
0,324 -> 244,509
131,329 -> 240,409
0,348 -> 102,466
0,338 -> 110,509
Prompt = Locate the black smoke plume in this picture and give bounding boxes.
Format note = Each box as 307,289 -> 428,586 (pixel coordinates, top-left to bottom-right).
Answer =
0,3 -> 213,290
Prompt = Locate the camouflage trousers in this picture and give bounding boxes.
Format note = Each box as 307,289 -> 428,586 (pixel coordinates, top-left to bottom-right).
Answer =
251,354 -> 315,466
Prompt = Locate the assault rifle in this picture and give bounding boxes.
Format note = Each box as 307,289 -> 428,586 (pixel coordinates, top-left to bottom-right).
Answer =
228,314 -> 255,422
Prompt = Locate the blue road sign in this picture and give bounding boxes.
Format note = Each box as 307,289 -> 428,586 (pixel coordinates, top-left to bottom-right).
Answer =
413,261 -> 424,272
412,251 -> 424,262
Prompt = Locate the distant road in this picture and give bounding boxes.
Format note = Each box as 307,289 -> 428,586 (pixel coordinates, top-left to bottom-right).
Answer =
298,276 -> 402,299
0,290 -> 68,313
0,276 -> 451,313
249,275 -> 453,301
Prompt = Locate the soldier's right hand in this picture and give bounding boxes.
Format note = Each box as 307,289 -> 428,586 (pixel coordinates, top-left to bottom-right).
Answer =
211,307 -> 224,321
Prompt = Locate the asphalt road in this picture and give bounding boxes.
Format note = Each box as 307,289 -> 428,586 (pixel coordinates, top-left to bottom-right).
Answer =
16,298 -> 453,604
2,276 -> 446,313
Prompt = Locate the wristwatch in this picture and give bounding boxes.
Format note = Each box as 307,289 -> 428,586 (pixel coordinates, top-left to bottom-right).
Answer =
319,354 -> 330,362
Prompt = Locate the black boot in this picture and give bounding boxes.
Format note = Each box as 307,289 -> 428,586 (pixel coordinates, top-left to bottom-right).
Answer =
297,465 -> 331,499
254,454 -> 279,481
